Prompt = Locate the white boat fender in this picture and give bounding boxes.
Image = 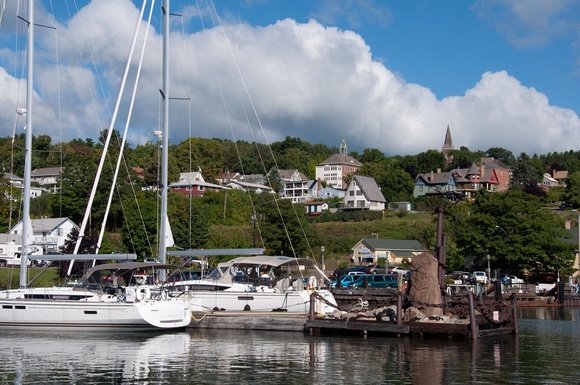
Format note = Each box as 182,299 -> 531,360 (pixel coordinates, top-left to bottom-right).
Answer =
138,286 -> 150,301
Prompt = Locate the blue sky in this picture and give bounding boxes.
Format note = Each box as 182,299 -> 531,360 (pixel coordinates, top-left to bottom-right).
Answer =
1,0 -> 580,157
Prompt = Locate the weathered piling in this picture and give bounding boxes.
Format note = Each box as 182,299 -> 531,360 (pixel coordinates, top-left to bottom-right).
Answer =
468,292 -> 478,340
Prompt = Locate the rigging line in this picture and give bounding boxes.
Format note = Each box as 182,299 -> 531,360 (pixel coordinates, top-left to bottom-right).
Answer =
48,0 -> 64,220
95,0 -> 156,259
71,0 -> 113,120
63,0 -> 106,133
9,1 -> 26,231
68,0 -> 149,276
196,0 -> 265,249
198,0 -> 269,248
206,0 -> 301,259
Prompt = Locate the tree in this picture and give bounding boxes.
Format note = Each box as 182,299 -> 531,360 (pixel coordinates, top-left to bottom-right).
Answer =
486,147 -> 516,168
451,191 -> 575,276
381,169 -> 414,202
564,171 -> 580,207
258,197 -> 317,257
510,153 -> 540,192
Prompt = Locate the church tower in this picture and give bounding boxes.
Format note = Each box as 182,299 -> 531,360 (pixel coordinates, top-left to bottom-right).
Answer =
340,139 -> 347,154
442,125 -> 455,164
442,124 -> 455,154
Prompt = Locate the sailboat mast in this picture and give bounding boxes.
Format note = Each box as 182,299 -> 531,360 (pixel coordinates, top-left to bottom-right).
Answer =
20,0 -> 34,288
159,0 -> 169,273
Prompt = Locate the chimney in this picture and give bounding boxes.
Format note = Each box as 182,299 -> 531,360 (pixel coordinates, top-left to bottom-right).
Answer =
430,171 -> 434,181
480,165 -> 485,177
566,219 -> 571,230
437,168 -> 441,173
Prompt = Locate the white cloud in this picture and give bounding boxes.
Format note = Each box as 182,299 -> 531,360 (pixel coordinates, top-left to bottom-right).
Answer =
472,0 -> 578,49
1,0 -> 579,159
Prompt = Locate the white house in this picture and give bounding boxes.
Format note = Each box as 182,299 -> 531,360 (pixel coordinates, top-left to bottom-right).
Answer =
9,217 -> 78,254
304,201 -> 329,216
342,175 -> 386,211
30,167 -> 62,192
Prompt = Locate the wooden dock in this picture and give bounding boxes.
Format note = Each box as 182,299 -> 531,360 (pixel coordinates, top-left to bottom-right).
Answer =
188,310 -> 308,332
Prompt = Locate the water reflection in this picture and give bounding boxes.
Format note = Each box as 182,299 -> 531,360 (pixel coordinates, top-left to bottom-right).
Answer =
0,309 -> 578,385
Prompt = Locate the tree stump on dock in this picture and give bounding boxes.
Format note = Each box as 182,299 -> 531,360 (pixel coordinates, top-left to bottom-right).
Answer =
409,253 -> 443,317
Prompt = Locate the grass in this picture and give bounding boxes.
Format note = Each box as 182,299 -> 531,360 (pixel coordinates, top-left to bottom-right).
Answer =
0,267 -> 62,289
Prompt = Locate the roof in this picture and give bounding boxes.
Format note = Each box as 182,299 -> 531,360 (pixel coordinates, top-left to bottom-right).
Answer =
320,153 -> 362,167
30,167 -> 63,176
225,180 -> 272,191
352,175 -> 386,203
356,238 -> 427,252
442,125 -> 455,152
303,201 -> 327,206
278,169 -> 307,181
10,217 -> 78,233
466,162 -> 481,175
481,157 -> 509,170
415,171 -> 456,186
553,170 -> 568,180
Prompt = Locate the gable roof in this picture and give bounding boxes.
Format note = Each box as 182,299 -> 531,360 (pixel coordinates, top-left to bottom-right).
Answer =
10,217 -> 78,233
320,153 -> 362,167
415,171 -> 456,186
30,167 -> 63,177
352,175 -> 386,203
278,169 -> 307,181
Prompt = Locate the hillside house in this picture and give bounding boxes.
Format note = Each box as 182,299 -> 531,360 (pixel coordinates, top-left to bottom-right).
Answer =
342,175 -> 386,211
169,171 -> 227,196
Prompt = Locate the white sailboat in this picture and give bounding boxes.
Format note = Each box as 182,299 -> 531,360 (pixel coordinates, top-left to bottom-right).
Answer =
0,0 -> 191,332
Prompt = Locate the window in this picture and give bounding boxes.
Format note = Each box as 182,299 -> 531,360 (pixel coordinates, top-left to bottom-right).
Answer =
349,190 -> 354,196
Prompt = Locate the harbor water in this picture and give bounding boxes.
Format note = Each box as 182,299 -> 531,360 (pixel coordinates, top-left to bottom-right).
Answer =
0,307 -> 578,384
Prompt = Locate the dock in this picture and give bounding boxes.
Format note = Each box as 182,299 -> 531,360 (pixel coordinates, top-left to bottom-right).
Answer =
189,310 -> 308,332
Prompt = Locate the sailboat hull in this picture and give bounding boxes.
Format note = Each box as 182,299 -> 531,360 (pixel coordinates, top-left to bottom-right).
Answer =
0,288 -> 191,332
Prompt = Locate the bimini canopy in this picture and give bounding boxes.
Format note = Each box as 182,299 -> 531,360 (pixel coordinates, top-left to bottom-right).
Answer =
220,256 -> 314,268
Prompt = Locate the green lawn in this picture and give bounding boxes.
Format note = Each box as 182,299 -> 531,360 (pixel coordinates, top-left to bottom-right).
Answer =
0,267 -> 62,289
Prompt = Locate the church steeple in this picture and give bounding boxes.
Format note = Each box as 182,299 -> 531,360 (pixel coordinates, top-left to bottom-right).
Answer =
442,124 -> 455,154
340,139 -> 347,154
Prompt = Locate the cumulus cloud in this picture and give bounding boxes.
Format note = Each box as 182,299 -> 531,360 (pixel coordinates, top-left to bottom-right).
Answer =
0,0 -> 579,158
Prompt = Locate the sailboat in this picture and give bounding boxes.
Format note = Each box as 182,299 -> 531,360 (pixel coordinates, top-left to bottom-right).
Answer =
0,0 -> 191,331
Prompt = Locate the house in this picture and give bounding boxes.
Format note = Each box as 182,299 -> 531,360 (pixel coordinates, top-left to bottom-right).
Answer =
553,170 -> 568,186
2,172 -> 43,198
342,175 -> 386,211
279,169 -> 307,182
169,171 -> 228,196
315,141 -> 362,189
131,167 -> 144,178
540,173 -> 559,190
224,180 -> 273,194
481,157 -> 510,192
413,170 -> 460,200
30,167 -> 62,192
281,179 -> 320,203
217,171 -> 242,184
304,201 -> 329,216
317,186 -> 345,200
0,233 -> 43,266
241,174 -> 267,185
351,238 -> 428,265
9,217 -> 78,254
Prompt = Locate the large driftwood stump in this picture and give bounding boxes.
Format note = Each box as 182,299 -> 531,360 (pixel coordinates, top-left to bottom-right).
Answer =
409,252 -> 443,317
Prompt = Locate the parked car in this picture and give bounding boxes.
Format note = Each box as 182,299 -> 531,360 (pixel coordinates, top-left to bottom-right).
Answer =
500,274 -> 524,285
470,271 -> 488,284
332,274 -> 359,287
349,274 -> 398,288
330,267 -> 351,280
389,266 -> 408,277
365,265 -> 387,274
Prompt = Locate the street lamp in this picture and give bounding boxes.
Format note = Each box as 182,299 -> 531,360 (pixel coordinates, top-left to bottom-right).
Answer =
250,214 -> 256,248
321,245 -> 325,273
486,254 -> 491,287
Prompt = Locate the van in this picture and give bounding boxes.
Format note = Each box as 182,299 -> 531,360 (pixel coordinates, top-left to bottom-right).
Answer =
350,274 -> 397,288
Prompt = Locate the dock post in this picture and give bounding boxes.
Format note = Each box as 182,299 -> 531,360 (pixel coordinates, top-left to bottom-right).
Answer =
512,294 -> 519,335
495,279 -> 502,301
468,292 -> 478,340
309,292 -> 316,321
396,292 -> 402,325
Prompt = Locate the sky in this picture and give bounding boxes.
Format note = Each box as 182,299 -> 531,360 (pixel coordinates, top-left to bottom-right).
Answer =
1,0 -> 580,157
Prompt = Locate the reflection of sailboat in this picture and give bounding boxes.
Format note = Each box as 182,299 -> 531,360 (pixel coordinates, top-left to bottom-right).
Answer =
0,331 -> 191,383
0,0 -> 190,332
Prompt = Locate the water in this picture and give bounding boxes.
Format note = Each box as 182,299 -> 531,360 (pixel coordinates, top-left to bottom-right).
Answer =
0,307 -> 578,384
